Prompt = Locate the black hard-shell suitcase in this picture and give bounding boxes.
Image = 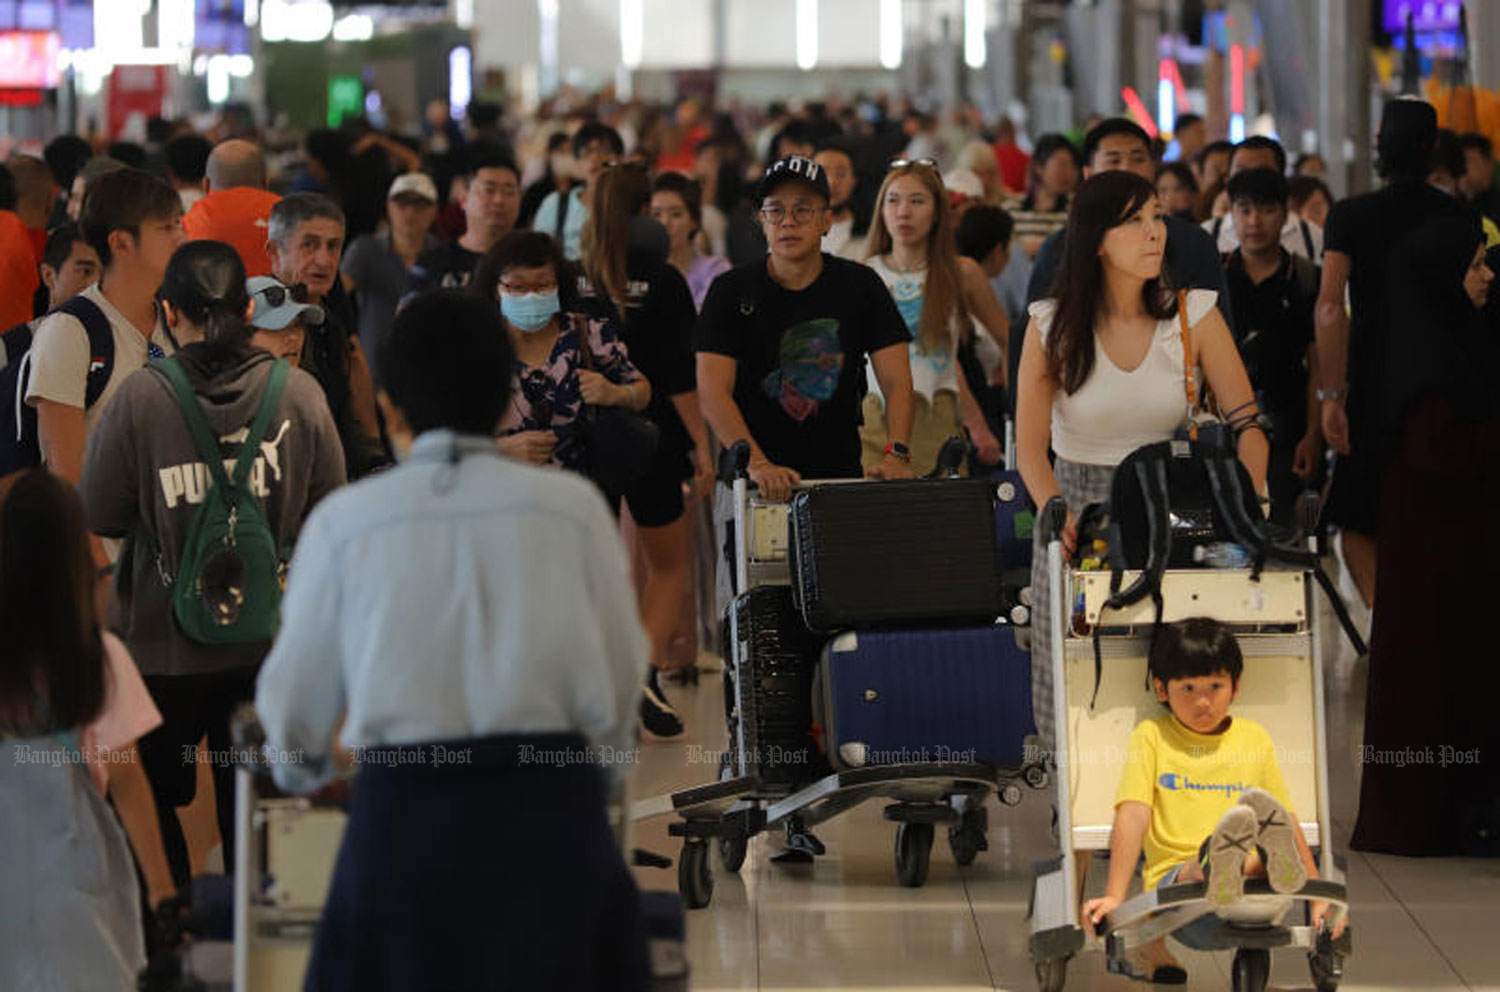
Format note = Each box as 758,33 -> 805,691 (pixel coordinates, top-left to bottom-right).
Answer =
788,479 -> 999,632
726,586 -> 829,786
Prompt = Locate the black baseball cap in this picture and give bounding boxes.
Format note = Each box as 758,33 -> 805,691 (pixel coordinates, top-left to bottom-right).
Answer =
756,155 -> 831,203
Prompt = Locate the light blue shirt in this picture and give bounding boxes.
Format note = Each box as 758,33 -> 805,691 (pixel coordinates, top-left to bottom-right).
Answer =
532,187 -> 588,260
255,430 -> 649,793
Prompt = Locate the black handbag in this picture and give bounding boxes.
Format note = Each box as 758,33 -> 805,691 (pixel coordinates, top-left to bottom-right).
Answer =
574,328 -> 659,495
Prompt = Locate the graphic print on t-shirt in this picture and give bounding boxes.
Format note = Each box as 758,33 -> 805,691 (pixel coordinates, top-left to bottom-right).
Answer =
157,419 -> 291,508
760,318 -> 843,422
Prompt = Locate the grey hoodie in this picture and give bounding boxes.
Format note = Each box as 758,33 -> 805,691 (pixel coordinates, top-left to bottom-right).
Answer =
81,344 -> 346,677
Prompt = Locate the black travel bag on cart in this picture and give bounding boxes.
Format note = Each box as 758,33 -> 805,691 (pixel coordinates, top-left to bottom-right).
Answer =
787,478 -> 999,633
725,585 -> 830,787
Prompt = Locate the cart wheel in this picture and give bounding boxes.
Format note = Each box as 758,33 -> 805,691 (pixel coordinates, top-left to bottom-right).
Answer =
1034,956 -> 1069,992
1000,782 -> 1024,807
1308,934 -> 1344,992
678,839 -> 714,909
714,756 -> 749,873
894,822 -> 934,887
1024,763 -> 1049,790
1231,948 -> 1270,992
948,808 -> 988,867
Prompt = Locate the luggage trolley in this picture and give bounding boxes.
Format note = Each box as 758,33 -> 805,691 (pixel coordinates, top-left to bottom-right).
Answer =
633,441 -> 1048,910
1026,498 -> 1352,992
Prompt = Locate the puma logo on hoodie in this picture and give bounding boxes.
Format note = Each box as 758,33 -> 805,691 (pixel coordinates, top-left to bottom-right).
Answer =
158,418 -> 293,507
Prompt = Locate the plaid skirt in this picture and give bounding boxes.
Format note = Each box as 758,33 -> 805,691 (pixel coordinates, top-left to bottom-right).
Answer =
1028,458 -> 1117,753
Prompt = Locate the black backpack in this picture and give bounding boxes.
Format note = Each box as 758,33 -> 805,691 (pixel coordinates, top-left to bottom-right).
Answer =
1078,433 -> 1367,706
0,297 -> 116,475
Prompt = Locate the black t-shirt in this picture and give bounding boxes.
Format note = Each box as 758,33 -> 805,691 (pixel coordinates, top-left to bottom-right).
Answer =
1323,181 -> 1470,395
576,250 -> 699,465
408,241 -> 483,293
1223,249 -> 1317,436
696,254 -> 909,479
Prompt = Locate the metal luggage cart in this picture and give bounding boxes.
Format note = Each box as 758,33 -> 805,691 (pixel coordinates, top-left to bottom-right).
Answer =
1026,498 -> 1352,992
228,708 -> 347,992
633,441 -> 1048,910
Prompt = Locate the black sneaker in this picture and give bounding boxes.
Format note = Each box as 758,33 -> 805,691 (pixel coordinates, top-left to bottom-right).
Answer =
640,669 -> 685,738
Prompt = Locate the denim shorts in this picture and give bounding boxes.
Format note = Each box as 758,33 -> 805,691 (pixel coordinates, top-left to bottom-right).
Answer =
1157,863 -> 1236,951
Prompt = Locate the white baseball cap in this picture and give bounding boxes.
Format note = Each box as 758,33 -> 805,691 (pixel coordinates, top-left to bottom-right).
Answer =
388,172 -> 439,203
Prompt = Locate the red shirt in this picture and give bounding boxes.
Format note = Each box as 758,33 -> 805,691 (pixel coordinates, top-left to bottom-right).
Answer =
992,142 -> 1030,196
0,211 -> 40,329
183,187 -> 282,277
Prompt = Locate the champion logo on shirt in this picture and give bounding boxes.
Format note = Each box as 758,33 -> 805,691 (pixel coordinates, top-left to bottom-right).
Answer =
1158,773 -> 1256,798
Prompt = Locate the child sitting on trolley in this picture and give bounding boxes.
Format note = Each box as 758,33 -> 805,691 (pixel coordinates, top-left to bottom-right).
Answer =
1081,617 -> 1347,982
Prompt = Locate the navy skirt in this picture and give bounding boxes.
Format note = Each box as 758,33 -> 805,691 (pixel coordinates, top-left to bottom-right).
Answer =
306,733 -> 650,991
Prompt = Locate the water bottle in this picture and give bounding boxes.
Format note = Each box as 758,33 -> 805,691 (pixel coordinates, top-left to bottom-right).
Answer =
1192,542 -> 1252,569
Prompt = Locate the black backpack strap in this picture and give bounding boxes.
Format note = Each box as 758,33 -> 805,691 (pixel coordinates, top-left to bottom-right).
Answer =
1212,216 -> 1224,243
1310,564 -> 1370,656
1300,218 -> 1315,259
2,322 -> 33,365
56,297 -> 116,410
1092,458 -> 1171,709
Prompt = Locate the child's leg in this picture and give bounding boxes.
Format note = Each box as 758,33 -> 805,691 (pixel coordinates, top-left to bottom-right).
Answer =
1238,788 -> 1308,893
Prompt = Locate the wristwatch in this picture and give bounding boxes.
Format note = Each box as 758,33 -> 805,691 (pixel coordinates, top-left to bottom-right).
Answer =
1315,388 -> 1344,403
884,441 -> 912,463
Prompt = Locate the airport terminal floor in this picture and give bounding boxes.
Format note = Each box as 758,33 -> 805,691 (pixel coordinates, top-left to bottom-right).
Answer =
628,600 -> 1498,991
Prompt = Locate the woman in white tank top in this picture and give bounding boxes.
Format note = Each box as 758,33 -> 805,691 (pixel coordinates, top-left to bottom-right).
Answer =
1013,170 -> 1268,983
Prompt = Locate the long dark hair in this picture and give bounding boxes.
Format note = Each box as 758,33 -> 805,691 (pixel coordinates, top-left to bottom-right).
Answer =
1045,170 -> 1177,395
582,162 -> 652,313
0,470 -> 105,736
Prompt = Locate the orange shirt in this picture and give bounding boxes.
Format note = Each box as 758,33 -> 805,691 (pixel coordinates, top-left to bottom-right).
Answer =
182,187 -> 282,277
0,211 -> 40,329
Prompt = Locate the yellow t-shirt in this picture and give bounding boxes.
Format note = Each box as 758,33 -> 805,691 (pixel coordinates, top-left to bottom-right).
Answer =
1115,714 -> 1295,891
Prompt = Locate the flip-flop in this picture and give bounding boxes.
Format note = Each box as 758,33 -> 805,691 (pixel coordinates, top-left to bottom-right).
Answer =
1239,787 -> 1308,894
1206,805 -> 1259,907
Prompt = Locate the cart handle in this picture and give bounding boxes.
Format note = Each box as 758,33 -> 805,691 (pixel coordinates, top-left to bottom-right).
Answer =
717,439 -> 752,485
1041,495 -> 1069,542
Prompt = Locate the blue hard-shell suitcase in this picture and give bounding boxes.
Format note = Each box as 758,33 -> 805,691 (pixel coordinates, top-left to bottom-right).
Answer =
817,625 -> 1035,770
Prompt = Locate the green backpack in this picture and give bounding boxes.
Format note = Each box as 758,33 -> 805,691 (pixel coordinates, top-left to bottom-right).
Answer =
158,356 -> 290,644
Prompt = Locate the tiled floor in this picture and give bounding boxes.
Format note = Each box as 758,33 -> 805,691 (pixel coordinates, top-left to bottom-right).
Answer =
627,589 -> 1500,991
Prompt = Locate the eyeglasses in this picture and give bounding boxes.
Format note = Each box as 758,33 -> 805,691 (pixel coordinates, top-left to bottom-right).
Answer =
759,203 -> 824,226
520,369 -> 554,427
888,157 -> 940,171
256,282 -> 311,308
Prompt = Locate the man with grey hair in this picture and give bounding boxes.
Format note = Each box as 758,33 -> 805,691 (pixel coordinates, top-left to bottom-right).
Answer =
183,138 -> 281,276
267,192 -> 388,477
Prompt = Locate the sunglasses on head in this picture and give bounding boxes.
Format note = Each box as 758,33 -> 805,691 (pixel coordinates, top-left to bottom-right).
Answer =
256,283 -> 311,308
520,369 -> 554,427
888,157 -> 940,171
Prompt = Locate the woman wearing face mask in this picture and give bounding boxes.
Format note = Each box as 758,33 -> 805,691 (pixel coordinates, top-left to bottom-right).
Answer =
484,230 -> 651,474
78,240 -> 346,900
1351,212 -> 1500,857
1015,171 -> 1266,983
861,159 -> 1007,474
